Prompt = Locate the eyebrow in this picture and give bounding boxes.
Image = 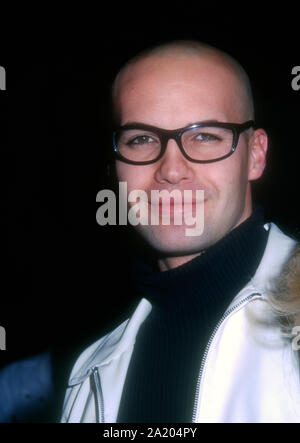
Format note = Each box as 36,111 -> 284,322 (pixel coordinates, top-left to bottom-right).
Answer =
120,119 -> 221,129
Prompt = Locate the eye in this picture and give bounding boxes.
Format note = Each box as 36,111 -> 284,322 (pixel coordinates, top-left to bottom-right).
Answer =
194,132 -> 221,142
128,135 -> 156,145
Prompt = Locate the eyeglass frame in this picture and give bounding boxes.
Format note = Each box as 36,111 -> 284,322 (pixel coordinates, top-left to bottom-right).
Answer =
112,119 -> 255,165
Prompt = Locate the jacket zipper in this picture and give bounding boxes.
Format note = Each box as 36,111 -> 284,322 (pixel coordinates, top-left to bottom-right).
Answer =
91,366 -> 105,423
191,292 -> 261,422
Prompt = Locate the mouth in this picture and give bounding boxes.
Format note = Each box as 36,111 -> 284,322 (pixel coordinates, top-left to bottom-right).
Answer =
148,198 -> 206,217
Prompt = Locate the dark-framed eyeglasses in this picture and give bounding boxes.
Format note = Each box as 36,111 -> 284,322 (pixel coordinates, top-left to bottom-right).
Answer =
112,120 -> 255,165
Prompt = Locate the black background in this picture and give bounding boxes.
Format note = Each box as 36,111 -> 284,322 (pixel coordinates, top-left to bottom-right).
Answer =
0,9 -> 299,390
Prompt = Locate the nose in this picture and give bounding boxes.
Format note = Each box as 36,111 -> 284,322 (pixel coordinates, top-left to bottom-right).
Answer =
154,138 -> 193,185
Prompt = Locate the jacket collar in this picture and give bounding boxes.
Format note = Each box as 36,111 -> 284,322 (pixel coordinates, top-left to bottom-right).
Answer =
68,298 -> 152,385
68,222 -> 296,386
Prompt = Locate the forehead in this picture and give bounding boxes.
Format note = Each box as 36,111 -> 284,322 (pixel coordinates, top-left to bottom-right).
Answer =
114,54 -> 244,127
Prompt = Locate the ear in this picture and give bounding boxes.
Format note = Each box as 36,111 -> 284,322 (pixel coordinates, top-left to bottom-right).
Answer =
248,128 -> 268,181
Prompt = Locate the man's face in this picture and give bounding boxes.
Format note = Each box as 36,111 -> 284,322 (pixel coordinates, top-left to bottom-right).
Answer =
114,54 -> 261,259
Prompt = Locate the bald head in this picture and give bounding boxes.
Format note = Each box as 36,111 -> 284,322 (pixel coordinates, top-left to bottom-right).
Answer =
112,40 -> 254,125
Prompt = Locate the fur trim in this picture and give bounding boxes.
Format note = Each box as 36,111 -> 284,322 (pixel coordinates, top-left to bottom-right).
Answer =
269,244 -> 300,325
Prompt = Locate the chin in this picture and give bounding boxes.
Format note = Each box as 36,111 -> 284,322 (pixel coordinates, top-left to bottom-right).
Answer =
136,224 -> 210,257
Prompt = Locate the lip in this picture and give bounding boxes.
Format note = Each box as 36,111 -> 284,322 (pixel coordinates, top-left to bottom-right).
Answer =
148,199 -> 205,216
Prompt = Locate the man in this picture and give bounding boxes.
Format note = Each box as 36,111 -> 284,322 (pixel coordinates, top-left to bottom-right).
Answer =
61,40 -> 300,423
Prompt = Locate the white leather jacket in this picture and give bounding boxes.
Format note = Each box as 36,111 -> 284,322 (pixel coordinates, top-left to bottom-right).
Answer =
61,223 -> 300,423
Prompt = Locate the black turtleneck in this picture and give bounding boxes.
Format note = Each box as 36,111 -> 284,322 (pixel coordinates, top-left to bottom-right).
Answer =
117,206 -> 269,423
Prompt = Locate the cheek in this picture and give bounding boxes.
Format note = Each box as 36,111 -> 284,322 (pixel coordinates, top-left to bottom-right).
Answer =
115,161 -> 129,182
204,149 -> 248,199
116,162 -> 153,192
223,151 -> 249,201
